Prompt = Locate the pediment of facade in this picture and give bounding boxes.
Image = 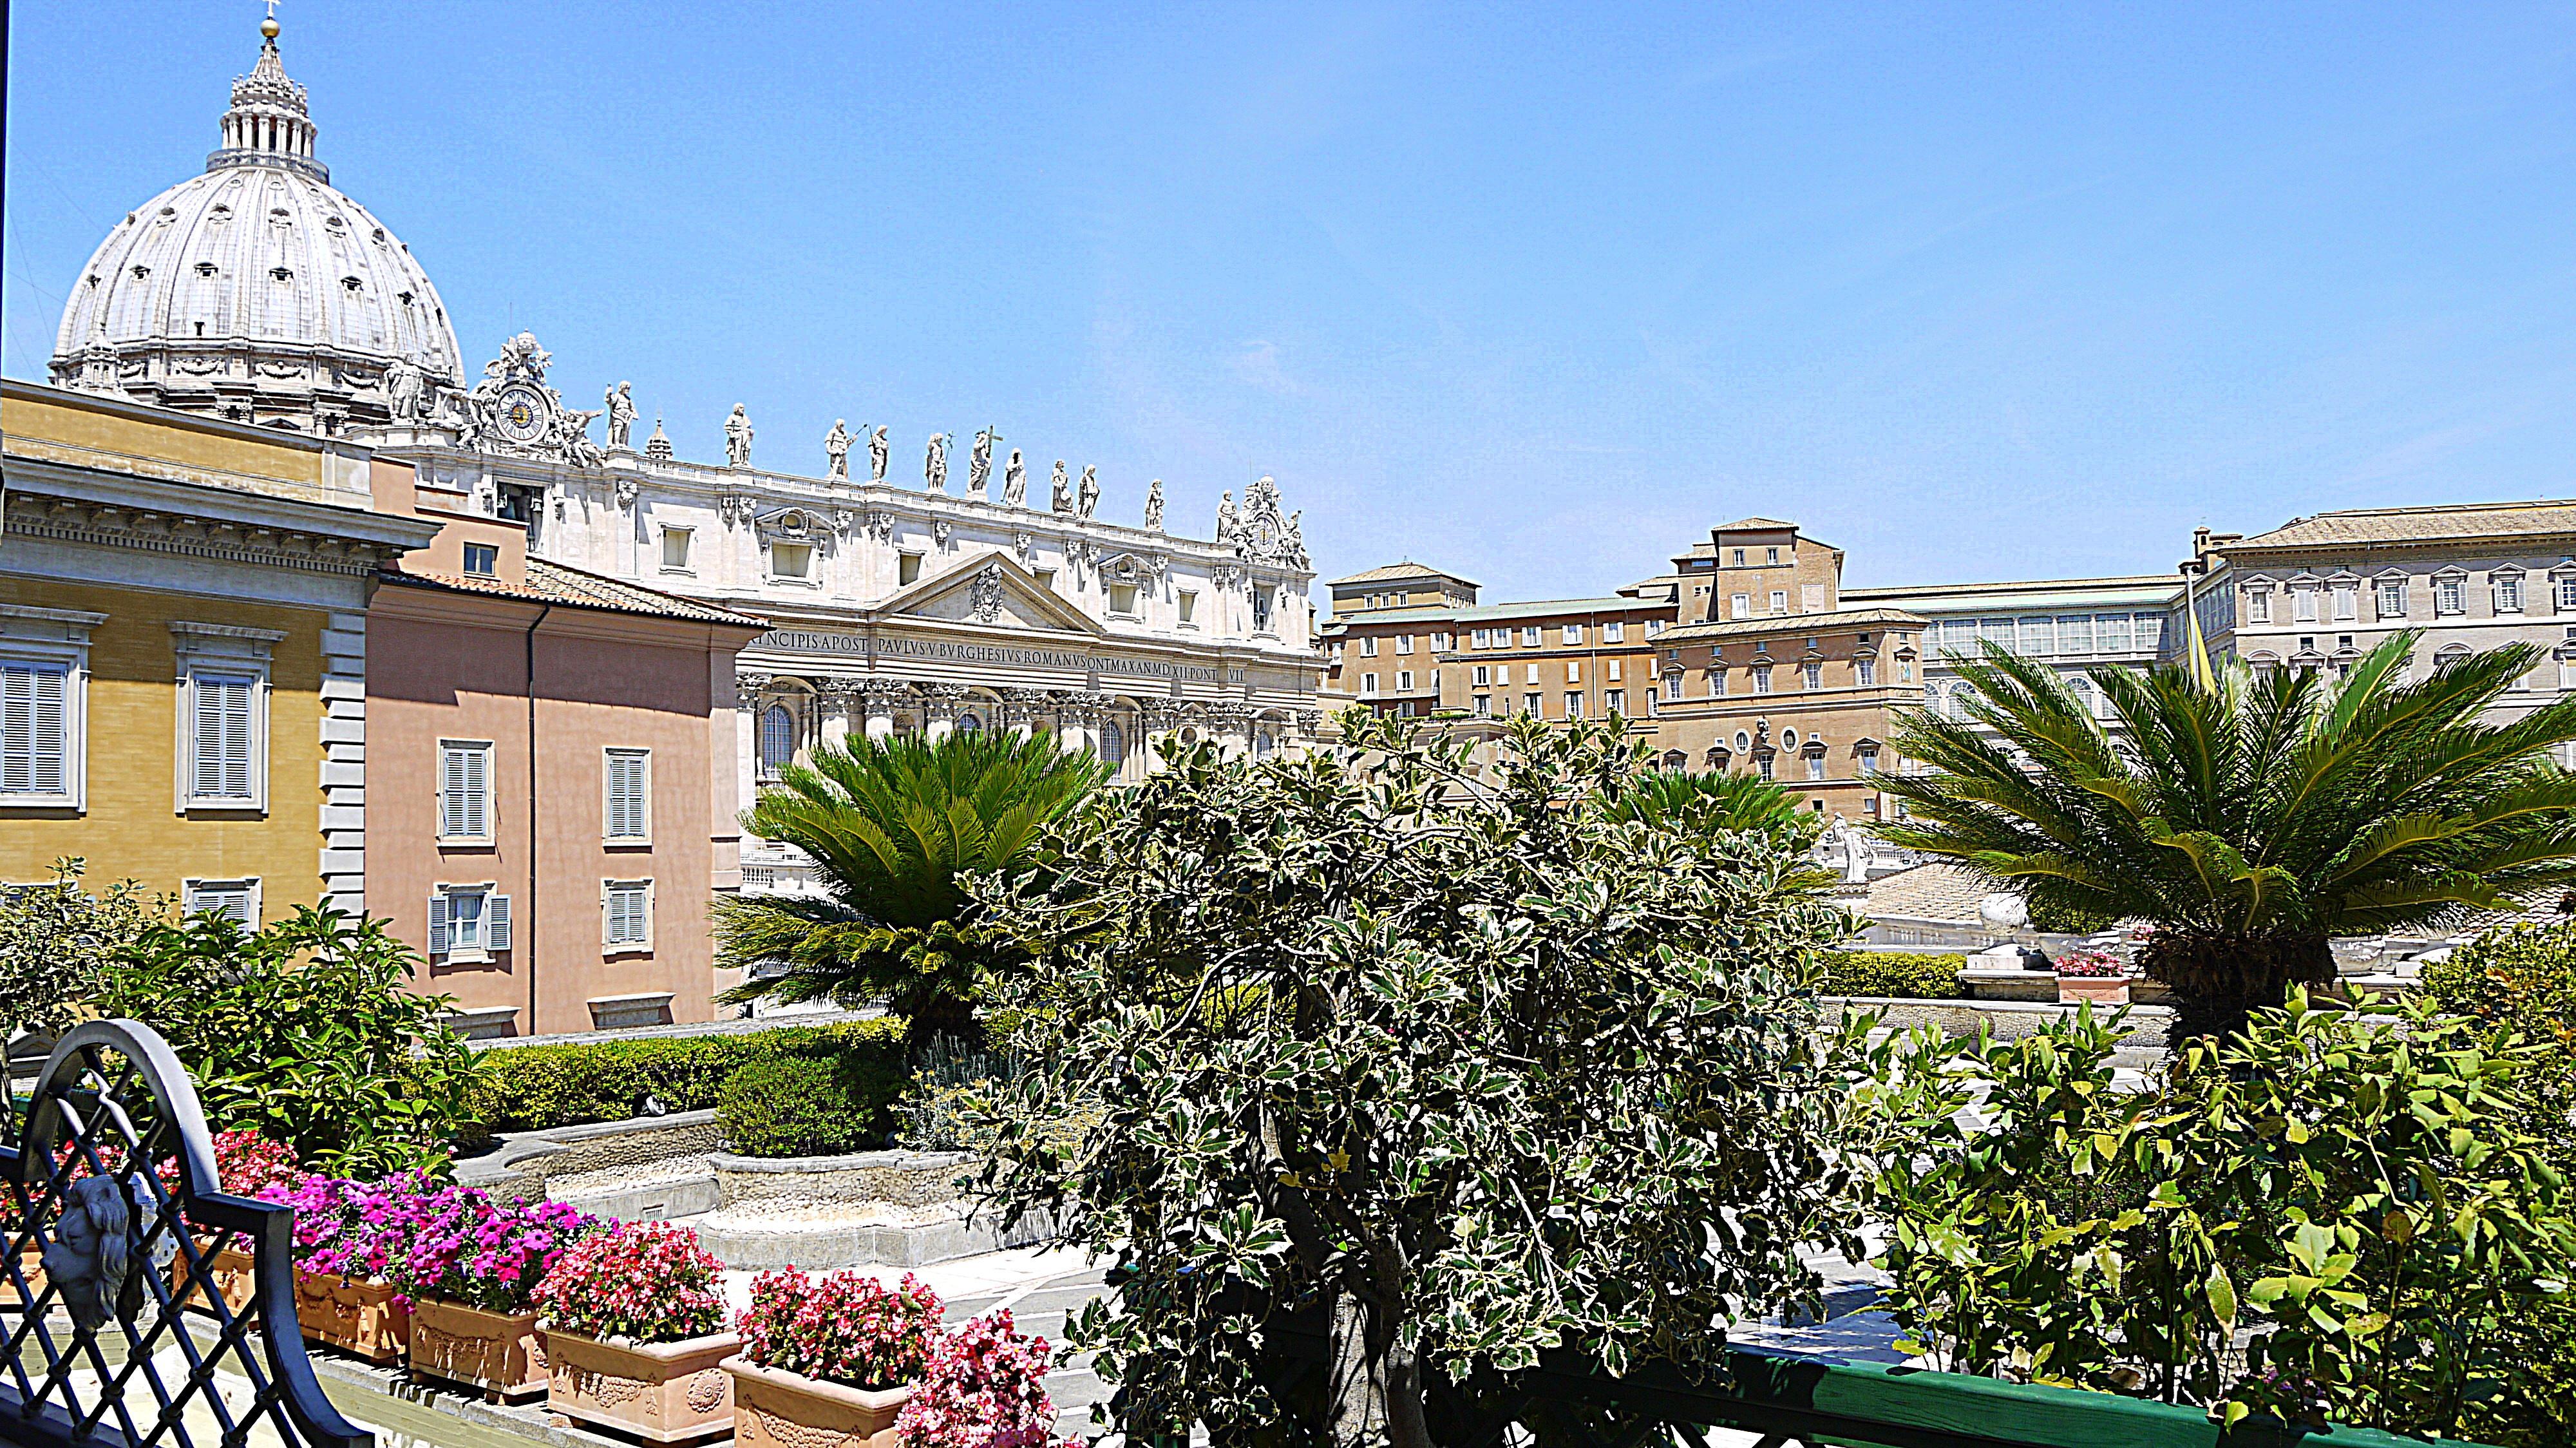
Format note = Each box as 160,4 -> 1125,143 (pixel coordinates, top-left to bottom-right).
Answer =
877,550 -> 1104,636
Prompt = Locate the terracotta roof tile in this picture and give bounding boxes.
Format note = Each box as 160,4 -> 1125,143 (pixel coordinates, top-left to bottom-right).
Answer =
2232,499 -> 2576,553
1329,560 -> 1480,587
384,560 -> 766,627
1658,606 -> 1928,643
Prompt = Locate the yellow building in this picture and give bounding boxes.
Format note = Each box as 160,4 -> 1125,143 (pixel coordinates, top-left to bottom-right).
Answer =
0,380 -> 437,920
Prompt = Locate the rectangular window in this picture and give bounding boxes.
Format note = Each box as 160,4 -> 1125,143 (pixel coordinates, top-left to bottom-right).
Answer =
462,542 -> 499,577
1664,674 -> 1682,701
2333,585 -> 2358,621
2293,587 -> 2318,623
1520,627 -> 1541,647
428,884 -> 512,961
2496,575 -> 2525,613
1431,631 -> 1453,651
439,739 -> 494,843
1108,582 -> 1140,616
1361,672 -> 1379,693
1753,665 -> 1773,694
184,877 -> 259,927
2438,578 -> 2466,614
1801,661 -> 1822,689
1473,694 -> 1492,716
2558,578 -> 2576,613
1604,621 -> 1624,643
1730,593 -> 1750,618
1524,692 -> 1542,716
1473,666 -> 1490,687
1645,619 -> 1665,636
1397,671 -> 1414,692
2056,616 -> 2093,655
2016,616 -> 2057,656
661,527 -> 694,571
1565,692 -> 1584,718
770,542 -> 813,580
604,879 -> 652,950
1471,629 -> 1490,648
1769,590 -> 1788,613
1396,634 -> 1414,655
2246,586 -> 2271,624
605,748 -> 650,842
1710,668 -> 1727,697
1562,624 -> 1583,645
1567,660 -> 1583,683
2097,613 -> 2133,653
1605,689 -> 1624,715
1806,754 -> 1826,782
1857,657 -> 1877,687
1605,660 -> 1622,682
1179,590 -> 1198,624
1732,548 -> 1747,566
2378,580 -> 2408,618
1250,589 -> 1274,631
1360,636 -> 1379,657
1857,746 -> 1879,776
2133,614 -> 2163,650
0,658 -> 72,804
1756,755 -> 1774,781
184,669 -> 261,808
1766,547 -> 1781,565
898,552 -> 923,586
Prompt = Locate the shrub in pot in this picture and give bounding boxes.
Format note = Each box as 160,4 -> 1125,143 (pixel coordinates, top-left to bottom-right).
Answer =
724,1269 -> 943,1448
392,1185 -> 592,1400
530,1221 -> 738,1442
892,1308 -> 1063,1448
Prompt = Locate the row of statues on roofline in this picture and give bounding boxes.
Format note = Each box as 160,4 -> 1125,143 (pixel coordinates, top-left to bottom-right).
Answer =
598,385 -> 1302,553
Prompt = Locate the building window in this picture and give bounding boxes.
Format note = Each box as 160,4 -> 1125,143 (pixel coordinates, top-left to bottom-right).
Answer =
1431,631 -> 1452,650
2098,614 -> 2133,653
0,656 -> 76,806
1646,619 -> 1665,637
1732,549 -> 1746,566
1802,661 -> 1822,689
1756,755 -> 1774,781
1397,671 -> 1414,692
2437,576 -> 2467,614
1856,657 -> 1877,686
438,739 -> 494,842
1253,590 -> 1274,633
662,527 -> 694,572
1098,719 -> 1128,768
1520,627 -> 1541,646
604,748 -> 650,842
1857,745 -> 1879,776
429,883 -> 511,964
1108,582 -> 1141,616
2245,585 -> 2271,624
2496,574 -> 2526,614
1523,692 -> 1542,716
1562,625 -> 1583,645
1663,674 -> 1681,701
183,877 -> 260,927
1396,634 -> 1415,655
1472,665 -> 1490,687
1604,622 -> 1624,643
1710,667 -> 1727,697
1806,754 -> 1826,782
604,879 -> 653,951
2376,579 -> 2407,618
2016,616 -> 2056,656
770,541 -> 814,581
1766,547 -> 1781,565
1730,593 -> 1750,618
1566,692 -> 1584,718
2557,576 -> 2576,613
1179,590 -> 1198,625
2291,586 -> 2318,623
462,542 -> 499,577
2056,616 -> 2094,654
898,552 -> 923,586
1362,673 -> 1379,693
1473,694 -> 1492,716
1752,665 -> 1772,694
2331,583 -> 2358,621
172,622 -> 280,814
1606,689 -> 1624,714
1360,636 -> 1379,658
1567,660 -> 1584,683
1768,590 -> 1787,613
758,703 -> 796,779
954,711 -> 983,734
1471,629 -> 1490,648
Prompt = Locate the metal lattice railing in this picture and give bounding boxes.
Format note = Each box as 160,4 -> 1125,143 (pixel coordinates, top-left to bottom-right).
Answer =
0,1020 -> 366,1448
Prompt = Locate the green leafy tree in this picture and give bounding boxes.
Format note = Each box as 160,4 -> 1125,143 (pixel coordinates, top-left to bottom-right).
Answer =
1593,764 -> 1822,843
1865,991 -> 2576,1440
1879,633 -> 2576,1040
965,714 -> 1874,1445
714,729 -> 1108,1042
93,907 -> 484,1177
0,857 -> 162,1042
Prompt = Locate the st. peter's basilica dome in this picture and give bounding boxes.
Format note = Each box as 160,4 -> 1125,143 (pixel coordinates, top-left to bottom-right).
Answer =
48,19 -> 462,434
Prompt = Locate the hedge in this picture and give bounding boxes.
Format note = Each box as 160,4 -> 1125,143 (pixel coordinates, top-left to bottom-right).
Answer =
1822,951 -> 1966,1000
717,1054 -> 909,1157
466,1018 -> 908,1134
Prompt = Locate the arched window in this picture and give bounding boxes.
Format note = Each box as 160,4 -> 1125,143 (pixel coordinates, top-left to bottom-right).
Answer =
1255,730 -> 1276,757
1098,719 -> 1128,768
954,712 -> 983,734
758,703 -> 795,779
1661,749 -> 1687,772
1733,730 -> 1752,754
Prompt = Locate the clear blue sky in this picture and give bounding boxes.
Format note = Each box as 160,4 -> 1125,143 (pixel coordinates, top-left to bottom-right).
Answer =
10,3 -> 2576,601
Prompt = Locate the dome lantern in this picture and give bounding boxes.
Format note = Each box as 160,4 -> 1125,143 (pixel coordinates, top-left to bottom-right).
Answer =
209,20 -> 326,183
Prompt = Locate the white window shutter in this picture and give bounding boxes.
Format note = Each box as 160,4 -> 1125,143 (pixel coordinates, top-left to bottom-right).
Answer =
428,894 -> 449,955
1,663 -> 62,795
487,893 -> 513,952
440,748 -> 464,837
465,748 -> 489,839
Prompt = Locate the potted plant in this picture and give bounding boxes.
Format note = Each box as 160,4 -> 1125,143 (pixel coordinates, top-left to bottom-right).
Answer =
278,1174 -> 417,1362
722,1269 -> 943,1448
892,1308 -> 1064,1448
531,1221 -> 738,1443
174,1129 -> 299,1315
395,1185 -> 592,1401
2052,948 -> 2131,1005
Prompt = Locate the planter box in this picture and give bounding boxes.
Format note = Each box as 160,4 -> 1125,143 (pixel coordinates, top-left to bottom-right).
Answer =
542,1327 -> 739,1443
724,1355 -> 913,1448
173,1241 -> 259,1317
294,1271 -> 410,1363
2056,976 -> 2132,1005
411,1298 -> 547,1402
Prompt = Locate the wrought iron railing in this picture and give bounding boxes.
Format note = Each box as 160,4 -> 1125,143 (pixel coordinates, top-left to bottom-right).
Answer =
0,1020 -> 365,1448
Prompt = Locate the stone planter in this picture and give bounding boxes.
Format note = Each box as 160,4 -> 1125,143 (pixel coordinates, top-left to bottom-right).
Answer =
542,1327 -> 739,1443
294,1270 -> 410,1363
2056,975 -> 2132,1005
173,1241 -> 258,1316
410,1297 -> 547,1402
724,1355 -> 913,1448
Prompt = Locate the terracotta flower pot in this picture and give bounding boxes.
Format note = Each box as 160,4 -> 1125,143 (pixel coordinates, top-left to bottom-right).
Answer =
2056,975 -> 2132,1005
542,1327 -> 739,1443
293,1270 -> 410,1363
723,1354 -> 913,1448
173,1241 -> 259,1317
410,1298 -> 548,1402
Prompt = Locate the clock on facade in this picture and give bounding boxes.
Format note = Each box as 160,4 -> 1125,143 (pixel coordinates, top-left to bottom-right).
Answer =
493,385 -> 549,444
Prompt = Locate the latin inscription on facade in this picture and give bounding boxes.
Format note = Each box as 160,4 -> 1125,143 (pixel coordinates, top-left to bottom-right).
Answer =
753,629 -> 1220,683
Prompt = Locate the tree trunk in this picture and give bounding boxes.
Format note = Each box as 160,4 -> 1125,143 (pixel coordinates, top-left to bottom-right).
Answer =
1320,1287 -> 1433,1448
2139,929 -> 2333,1043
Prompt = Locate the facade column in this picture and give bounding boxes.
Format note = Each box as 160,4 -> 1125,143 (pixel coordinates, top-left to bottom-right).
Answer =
860,679 -> 905,741
917,683 -> 965,742
817,679 -> 857,750
1001,687 -> 1051,743
1056,690 -> 1107,758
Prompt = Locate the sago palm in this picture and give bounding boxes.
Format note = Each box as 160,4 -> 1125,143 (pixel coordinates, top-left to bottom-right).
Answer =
715,728 -> 1109,1040
1596,767 -> 1821,843
1877,632 -> 2576,1042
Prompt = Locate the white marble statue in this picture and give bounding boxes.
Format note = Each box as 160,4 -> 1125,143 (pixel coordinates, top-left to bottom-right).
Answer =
969,427 -> 997,497
824,419 -> 851,479
604,381 -> 636,448
1076,464 -> 1099,519
868,424 -> 889,482
1215,490 -> 1240,545
1144,478 -> 1165,531
1050,460 -> 1072,513
1003,448 -> 1027,506
384,356 -> 426,421
925,433 -> 950,492
724,405 -> 755,468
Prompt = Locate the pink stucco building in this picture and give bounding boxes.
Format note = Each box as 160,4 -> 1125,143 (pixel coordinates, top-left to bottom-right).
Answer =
365,464 -> 766,1036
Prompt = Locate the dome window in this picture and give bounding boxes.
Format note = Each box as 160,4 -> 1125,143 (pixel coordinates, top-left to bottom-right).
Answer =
341,276 -> 363,292
196,262 -> 218,276
159,205 -> 177,216
270,266 -> 293,281
130,264 -> 150,280
371,228 -> 386,242
396,291 -> 414,305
